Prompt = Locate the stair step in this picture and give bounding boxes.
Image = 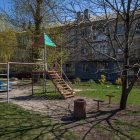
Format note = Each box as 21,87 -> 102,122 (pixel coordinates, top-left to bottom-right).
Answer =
48,71 -> 58,73
54,79 -> 64,82
62,92 -> 73,96
61,90 -> 73,94
49,74 -> 57,76
48,73 -> 57,75
51,75 -> 59,78
59,89 -> 73,93
58,86 -> 70,90
53,78 -> 63,80
51,75 -> 62,79
48,69 -> 75,99
57,85 -> 68,88
56,82 -> 66,84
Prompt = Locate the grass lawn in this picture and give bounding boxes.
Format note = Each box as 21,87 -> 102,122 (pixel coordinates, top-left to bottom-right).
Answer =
0,80 -> 139,140
74,82 -> 140,106
73,82 -> 140,140
32,80 -> 140,105
0,102 -> 78,140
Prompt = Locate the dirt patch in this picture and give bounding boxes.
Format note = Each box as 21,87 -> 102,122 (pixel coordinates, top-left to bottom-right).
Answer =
1,86 -> 139,140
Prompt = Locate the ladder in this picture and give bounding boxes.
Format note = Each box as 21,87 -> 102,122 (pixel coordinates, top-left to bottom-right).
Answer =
47,70 -> 75,99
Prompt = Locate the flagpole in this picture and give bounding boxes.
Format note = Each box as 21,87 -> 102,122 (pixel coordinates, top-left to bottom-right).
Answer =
44,33 -> 47,93
61,35 -> 63,77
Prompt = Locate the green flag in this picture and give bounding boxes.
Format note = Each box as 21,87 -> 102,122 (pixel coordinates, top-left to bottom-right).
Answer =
44,34 -> 56,47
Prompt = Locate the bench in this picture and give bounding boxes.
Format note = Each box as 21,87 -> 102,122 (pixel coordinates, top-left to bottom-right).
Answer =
106,95 -> 115,104
93,99 -> 104,110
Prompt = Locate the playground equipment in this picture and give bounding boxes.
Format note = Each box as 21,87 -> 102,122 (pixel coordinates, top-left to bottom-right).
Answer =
0,33 -> 75,102
32,33 -> 75,98
0,81 -> 11,92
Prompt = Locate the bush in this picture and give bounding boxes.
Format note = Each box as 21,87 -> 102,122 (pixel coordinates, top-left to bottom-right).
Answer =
116,77 -> 122,85
88,79 -> 95,84
99,74 -> 106,84
74,77 -> 81,84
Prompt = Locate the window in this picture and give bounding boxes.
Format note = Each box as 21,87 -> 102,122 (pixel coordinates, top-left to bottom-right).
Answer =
92,35 -> 97,40
117,48 -> 123,54
136,23 -> 140,33
100,44 -> 108,54
66,64 -> 72,73
81,28 -> 90,38
97,62 -> 105,71
92,44 -> 98,54
95,32 -> 107,41
117,24 -> 124,35
81,48 -> 88,55
92,44 -> 107,54
82,64 -> 89,72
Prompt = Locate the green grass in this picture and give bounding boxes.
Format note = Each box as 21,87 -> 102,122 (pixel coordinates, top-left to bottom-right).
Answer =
74,82 -> 140,106
0,81 -> 139,140
0,102 -> 78,140
31,80 -> 140,106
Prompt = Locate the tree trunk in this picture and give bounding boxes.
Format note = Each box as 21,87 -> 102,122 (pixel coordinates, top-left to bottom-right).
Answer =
120,88 -> 129,110
119,13 -> 130,110
32,0 -> 43,60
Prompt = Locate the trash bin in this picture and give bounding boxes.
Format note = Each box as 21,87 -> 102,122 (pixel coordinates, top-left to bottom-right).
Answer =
74,99 -> 86,119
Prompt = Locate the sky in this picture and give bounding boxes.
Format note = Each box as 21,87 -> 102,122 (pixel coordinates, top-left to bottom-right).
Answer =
0,0 -> 12,13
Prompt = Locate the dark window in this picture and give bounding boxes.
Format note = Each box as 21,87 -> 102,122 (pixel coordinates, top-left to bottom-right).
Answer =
82,64 -> 89,72
81,48 -> 88,55
97,62 -> 105,70
136,23 -> 140,33
100,44 -> 108,53
117,24 -> 124,34
66,64 -> 72,73
92,35 -> 97,40
81,28 -> 90,38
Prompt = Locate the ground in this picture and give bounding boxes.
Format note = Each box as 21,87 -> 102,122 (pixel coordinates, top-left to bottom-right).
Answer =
0,80 -> 140,140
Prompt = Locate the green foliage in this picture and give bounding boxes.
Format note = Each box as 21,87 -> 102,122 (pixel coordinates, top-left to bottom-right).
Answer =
88,79 -> 95,84
74,81 -> 140,105
0,29 -> 17,62
99,74 -> 106,84
116,77 -> 122,85
74,77 -> 81,84
46,48 -> 69,70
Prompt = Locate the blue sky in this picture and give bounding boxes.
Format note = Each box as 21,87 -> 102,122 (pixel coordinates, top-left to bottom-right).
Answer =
0,0 -> 11,12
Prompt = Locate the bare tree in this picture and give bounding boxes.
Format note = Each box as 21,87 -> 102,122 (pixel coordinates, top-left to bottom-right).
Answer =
63,0 -> 140,109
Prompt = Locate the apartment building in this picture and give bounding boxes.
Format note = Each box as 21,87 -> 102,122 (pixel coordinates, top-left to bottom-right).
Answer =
49,9 -> 140,82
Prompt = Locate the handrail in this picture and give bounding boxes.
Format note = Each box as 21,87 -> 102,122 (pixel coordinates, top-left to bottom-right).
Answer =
51,62 -> 74,91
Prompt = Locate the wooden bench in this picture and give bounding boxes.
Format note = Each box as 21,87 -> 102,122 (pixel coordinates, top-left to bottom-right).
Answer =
93,99 -> 104,110
106,95 -> 115,104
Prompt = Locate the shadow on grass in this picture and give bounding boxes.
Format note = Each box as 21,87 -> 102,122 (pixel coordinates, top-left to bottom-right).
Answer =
11,91 -> 63,101
0,103 -> 78,140
59,108 -> 139,140
1,101 -> 139,140
8,90 -> 140,140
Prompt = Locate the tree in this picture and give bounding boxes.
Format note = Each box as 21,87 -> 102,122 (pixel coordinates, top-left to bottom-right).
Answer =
45,25 -> 70,70
9,0 -> 63,60
63,0 -> 140,109
0,29 -> 17,62
90,0 -> 140,109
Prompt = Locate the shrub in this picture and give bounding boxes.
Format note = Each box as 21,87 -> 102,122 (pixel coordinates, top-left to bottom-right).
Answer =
88,79 -> 95,83
116,77 -> 122,85
74,77 -> 81,84
99,74 -> 106,84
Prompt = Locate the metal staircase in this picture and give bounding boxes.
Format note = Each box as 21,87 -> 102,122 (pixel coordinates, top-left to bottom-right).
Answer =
47,70 -> 75,99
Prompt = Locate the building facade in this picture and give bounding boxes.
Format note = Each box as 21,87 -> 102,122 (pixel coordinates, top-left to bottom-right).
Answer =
49,9 -> 140,82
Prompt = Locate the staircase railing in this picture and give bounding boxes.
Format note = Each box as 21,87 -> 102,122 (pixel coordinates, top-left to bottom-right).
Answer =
50,62 -> 74,91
